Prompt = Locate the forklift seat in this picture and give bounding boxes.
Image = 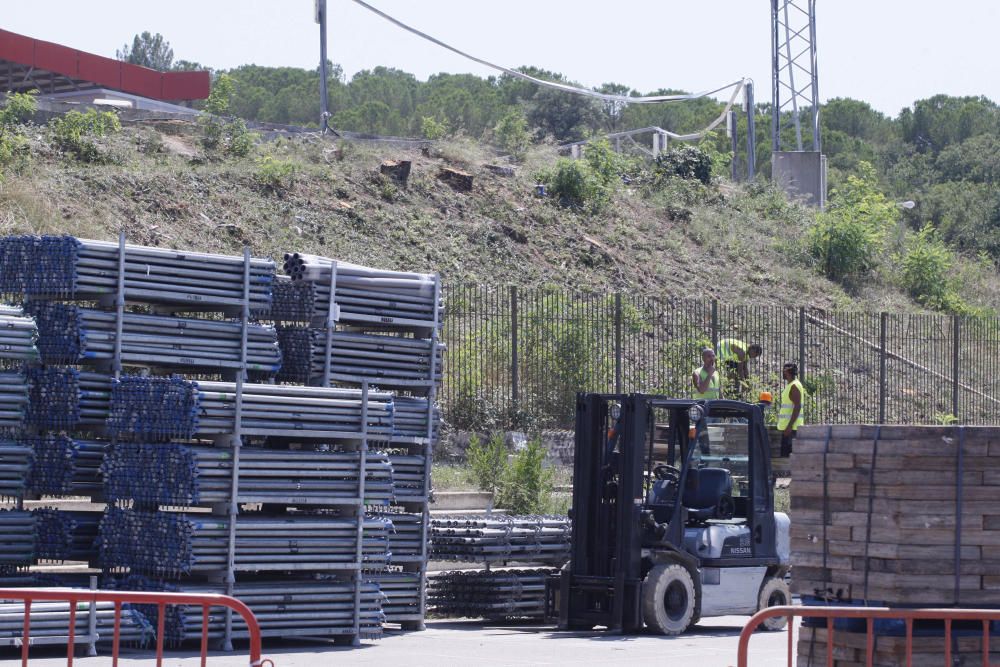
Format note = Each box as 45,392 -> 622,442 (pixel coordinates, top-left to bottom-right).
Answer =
683,467 -> 734,522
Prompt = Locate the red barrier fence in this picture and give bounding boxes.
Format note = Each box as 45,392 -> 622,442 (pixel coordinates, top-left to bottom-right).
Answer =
0,587 -> 272,667
738,605 -> 1000,667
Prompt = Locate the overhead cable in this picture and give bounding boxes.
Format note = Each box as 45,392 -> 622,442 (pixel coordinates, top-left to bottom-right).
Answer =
350,0 -> 745,106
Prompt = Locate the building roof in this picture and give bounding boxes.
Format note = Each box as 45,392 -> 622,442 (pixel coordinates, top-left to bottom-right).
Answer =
0,28 -> 210,101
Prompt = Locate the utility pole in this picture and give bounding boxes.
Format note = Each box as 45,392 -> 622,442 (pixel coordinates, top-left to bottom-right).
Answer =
771,0 -> 820,152
316,0 -> 330,134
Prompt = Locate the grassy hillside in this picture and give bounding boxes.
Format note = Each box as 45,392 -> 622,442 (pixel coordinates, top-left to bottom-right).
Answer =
1,115 -> 998,313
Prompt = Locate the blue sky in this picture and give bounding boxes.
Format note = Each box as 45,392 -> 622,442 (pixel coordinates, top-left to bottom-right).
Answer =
3,1 -> 998,116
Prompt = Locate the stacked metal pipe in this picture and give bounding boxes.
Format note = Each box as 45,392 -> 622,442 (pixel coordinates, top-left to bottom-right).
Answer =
282,253 -> 441,327
0,372 -> 28,434
267,276 -> 315,323
366,570 -> 421,621
0,510 -> 35,568
0,235 -> 275,312
0,599 -> 153,645
369,510 -> 423,562
25,367 -> 110,431
430,515 -> 571,564
308,330 -> 443,386
98,508 -> 393,577
428,568 -> 557,619
387,453 -> 427,499
0,442 -> 32,499
0,305 -> 38,366
391,397 -> 439,439
103,444 -> 394,506
32,508 -> 100,562
274,326 -> 312,383
108,377 -> 394,440
26,302 -> 281,375
25,435 -> 106,497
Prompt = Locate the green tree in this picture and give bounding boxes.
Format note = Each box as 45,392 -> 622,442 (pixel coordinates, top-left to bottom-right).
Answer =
117,32 -> 174,70
493,109 -> 530,159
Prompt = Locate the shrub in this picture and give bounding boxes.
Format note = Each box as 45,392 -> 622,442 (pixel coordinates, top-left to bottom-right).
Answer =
48,109 -> 121,163
493,109 -> 531,160
809,211 -> 884,283
466,433 -> 507,494
497,437 -> 554,515
420,115 -> 448,140
0,92 -> 37,127
655,144 -> 713,184
201,74 -> 256,157
537,157 -> 608,210
899,225 -> 968,313
254,155 -> 296,192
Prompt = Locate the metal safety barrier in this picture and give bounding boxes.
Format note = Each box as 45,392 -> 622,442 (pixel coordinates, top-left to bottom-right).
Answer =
737,604 -> 1000,667
0,587 -> 272,667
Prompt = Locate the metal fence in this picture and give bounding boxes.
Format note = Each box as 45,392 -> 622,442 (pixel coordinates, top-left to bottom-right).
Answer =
439,285 -> 1000,431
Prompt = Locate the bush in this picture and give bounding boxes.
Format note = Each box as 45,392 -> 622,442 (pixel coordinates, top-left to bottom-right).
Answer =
538,157 -> 608,211
809,211 -> 884,283
655,145 -> 713,185
497,437 -> 554,515
254,155 -> 297,192
201,74 -> 256,157
48,109 -> 121,163
466,433 -> 507,494
899,225 -> 968,313
0,92 -> 37,127
420,116 -> 448,140
493,109 -> 530,160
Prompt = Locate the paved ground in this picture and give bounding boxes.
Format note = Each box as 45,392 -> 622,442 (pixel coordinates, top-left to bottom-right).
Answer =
10,616 -> 796,666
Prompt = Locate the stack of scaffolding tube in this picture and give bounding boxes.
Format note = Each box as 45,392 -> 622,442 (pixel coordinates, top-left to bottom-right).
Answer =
0,442 -> 32,499
0,305 -> 38,366
102,444 -> 395,506
428,569 -> 556,619
430,515 -> 571,563
282,254 -> 441,328
26,302 -> 281,375
369,510 -> 423,561
386,453 -> 426,499
367,570 -> 421,621
108,377 -> 394,440
267,276 -> 315,323
97,508 -> 393,577
26,367 -> 110,431
0,235 -> 275,312
392,397 -> 439,440
0,510 -> 35,569
275,326 -> 311,383
25,435 -> 106,497
33,508 -> 100,563
308,331 -> 443,386
0,372 -> 27,435
0,599 -> 153,645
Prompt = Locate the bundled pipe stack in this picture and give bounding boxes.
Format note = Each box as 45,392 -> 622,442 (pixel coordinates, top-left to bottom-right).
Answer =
307,331 -> 443,387
26,302 -> 281,376
267,276 -> 315,323
25,435 -> 106,497
791,425 -> 1000,666
98,507 -> 393,577
275,326 -> 312,383
108,377 -> 394,440
0,235 -> 275,312
387,453 -> 427,499
367,570 -> 421,620
392,397 -> 439,440
428,569 -> 557,620
102,444 -> 395,506
0,305 -> 38,366
33,508 -> 100,562
282,254 -> 442,328
0,372 -> 28,434
0,441 -> 32,499
25,367 -> 110,431
0,599 -> 153,646
430,515 -> 572,564
370,510 -> 423,562
0,509 -> 35,569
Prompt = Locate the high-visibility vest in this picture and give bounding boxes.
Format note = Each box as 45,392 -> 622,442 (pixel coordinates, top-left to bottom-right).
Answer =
718,338 -> 747,363
693,367 -> 720,399
777,378 -> 805,430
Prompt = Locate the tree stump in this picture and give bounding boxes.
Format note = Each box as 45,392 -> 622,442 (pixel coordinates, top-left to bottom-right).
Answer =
437,167 -> 473,192
379,160 -> 411,186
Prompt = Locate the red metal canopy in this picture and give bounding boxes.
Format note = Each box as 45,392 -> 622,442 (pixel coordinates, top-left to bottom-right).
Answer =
0,28 -> 209,101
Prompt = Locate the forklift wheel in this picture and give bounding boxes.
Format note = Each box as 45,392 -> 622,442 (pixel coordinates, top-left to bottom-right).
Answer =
641,563 -> 695,636
756,577 -> 791,631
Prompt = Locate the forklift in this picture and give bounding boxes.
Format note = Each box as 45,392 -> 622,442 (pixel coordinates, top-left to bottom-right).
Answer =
550,393 -> 791,635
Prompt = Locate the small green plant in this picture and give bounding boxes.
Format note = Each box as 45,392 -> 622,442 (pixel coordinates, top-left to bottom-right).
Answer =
655,144 -> 713,185
497,437 -> 554,515
201,74 -> 256,157
254,155 -> 296,192
0,92 -> 37,127
899,225 -> 968,313
933,412 -> 959,425
466,433 -> 507,494
537,158 -> 608,211
48,109 -> 121,163
493,109 -> 531,160
420,115 -> 448,140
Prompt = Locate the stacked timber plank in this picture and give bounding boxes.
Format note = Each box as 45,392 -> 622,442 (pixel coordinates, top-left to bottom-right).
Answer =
798,625 -> 1000,667
791,424 -> 1000,666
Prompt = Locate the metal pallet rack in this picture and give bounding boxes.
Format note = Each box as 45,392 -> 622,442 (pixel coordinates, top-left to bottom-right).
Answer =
279,256 -> 442,631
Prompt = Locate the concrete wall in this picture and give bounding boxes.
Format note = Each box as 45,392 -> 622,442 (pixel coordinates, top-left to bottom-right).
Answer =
772,151 -> 827,209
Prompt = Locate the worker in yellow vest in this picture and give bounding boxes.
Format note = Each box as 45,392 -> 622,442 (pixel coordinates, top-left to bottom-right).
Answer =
691,347 -> 721,400
777,362 -> 805,457
717,338 -> 762,385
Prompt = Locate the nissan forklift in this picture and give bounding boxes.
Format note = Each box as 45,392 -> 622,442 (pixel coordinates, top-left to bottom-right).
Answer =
550,393 -> 791,635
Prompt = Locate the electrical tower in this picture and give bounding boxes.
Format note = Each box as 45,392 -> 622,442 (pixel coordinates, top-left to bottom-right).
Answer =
771,0 -> 820,152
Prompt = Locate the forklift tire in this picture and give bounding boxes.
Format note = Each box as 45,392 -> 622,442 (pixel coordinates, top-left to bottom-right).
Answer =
756,577 -> 791,631
641,563 -> 696,636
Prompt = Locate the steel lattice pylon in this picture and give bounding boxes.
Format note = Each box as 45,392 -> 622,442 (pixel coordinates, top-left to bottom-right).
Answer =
771,0 -> 820,152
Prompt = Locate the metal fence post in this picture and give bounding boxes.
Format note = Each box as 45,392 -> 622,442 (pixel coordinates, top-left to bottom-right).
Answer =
711,300 -> 719,351
798,307 -> 806,382
879,312 -> 888,424
614,293 -> 622,394
953,316 -> 961,422
510,286 -> 519,411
